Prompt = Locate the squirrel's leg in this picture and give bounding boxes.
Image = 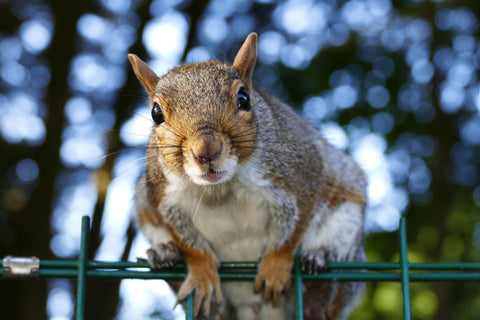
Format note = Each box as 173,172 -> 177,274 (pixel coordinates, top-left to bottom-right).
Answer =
136,183 -> 223,317
136,186 -> 184,269
146,239 -> 183,268
160,205 -> 224,317
301,201 -> 364,272
253,242 -> 298,306
138,207 -> 222,317
301,201 -> 366,320
253,203 -> 311,307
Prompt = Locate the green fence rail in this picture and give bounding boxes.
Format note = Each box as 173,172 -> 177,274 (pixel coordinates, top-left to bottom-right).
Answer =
1,215 -> 480,320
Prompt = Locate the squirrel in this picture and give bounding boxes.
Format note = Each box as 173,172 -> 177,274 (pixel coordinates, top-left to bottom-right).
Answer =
128,32 -> 367,320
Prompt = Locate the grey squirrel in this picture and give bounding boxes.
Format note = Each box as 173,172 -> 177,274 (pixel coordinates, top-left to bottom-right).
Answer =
129,32 -> 367,320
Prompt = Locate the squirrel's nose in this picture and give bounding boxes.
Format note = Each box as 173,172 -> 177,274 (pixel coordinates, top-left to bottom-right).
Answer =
192,134 -> 222,165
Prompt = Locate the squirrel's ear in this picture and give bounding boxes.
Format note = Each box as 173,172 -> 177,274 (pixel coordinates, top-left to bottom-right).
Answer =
128,54 -> 159,96
233,32 -> 257,90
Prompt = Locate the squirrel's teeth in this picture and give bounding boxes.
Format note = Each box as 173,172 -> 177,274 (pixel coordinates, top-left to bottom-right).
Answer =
202,169 -> 225,183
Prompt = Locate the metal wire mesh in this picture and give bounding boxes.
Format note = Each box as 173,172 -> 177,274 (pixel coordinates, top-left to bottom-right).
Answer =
1,216 -> 480,320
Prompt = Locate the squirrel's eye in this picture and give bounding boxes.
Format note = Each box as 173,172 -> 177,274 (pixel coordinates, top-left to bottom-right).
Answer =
236,87 -> 250,111
151,102 -> 164,125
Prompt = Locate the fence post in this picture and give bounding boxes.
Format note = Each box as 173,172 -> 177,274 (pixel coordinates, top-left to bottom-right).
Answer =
399,216 -> 411,320
75,216 -> 90,320
294,246 -> 304,320
185,293 -> 194,320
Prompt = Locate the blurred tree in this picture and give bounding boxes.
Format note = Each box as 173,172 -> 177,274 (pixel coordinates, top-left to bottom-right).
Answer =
0,0 -> 479,319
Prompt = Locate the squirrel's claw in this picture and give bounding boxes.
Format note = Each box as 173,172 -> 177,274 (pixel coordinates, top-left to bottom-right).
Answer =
260,282 -> 284,307
176,260 -> 224,318
301,249 -> 332,274
146,242 -> 184,269
254,251 -> 293,307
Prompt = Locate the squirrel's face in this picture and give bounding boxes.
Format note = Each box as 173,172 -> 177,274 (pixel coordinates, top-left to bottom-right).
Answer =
129,33 -> 259,186
150,63 -> 257,185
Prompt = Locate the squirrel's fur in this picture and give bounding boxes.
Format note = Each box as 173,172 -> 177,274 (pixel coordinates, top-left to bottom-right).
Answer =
129,33 -> 367,320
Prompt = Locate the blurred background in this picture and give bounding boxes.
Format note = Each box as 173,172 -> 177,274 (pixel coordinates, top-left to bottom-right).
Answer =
0,0 -> 479,319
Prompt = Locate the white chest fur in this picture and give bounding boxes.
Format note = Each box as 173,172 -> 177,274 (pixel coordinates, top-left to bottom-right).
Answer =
163,168 -> 280,261
192,189 -> 278,261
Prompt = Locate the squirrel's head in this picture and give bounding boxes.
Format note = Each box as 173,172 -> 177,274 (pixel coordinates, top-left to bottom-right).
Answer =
129,33 -> 258,186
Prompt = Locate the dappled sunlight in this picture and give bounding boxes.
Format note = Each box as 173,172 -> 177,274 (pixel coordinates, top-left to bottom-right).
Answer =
50,181 -> 97,258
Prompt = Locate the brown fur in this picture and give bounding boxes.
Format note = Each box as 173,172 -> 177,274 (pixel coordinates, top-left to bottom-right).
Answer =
321,177 -> 365,209
137,206 -> 163,226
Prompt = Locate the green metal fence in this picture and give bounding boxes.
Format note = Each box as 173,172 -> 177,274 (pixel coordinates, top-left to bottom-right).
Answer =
1,215 -> 480,320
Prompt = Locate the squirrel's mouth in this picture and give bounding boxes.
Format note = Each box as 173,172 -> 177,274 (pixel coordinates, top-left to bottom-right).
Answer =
184,156 -> 238,186
202,169 -> 227,184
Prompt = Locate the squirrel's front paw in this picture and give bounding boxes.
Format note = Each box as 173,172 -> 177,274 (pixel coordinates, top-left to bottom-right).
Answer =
301,248 -> 334,274
254,251 -> 293,306
146,242 -> 184,269
177,256 -> 224,317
